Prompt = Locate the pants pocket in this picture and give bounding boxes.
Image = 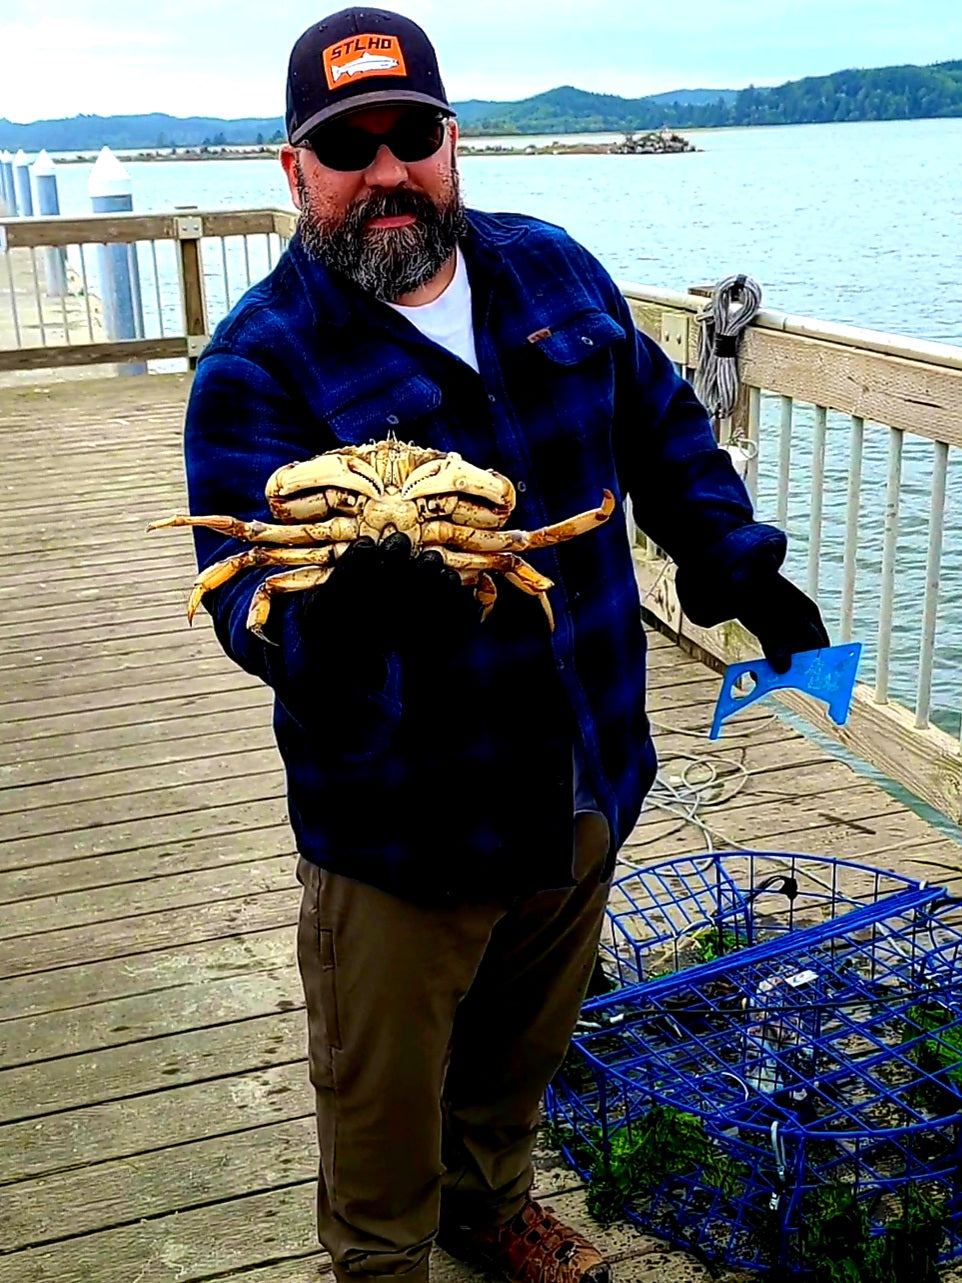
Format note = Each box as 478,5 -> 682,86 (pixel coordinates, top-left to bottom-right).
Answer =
296,863 -> 340,1087
318,928 -> 342,1051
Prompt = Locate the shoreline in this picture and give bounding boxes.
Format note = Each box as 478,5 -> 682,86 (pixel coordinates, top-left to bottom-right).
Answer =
52,129 -> 698,164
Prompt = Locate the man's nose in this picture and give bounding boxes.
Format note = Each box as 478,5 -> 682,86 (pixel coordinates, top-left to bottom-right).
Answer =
364,143 -> 408,188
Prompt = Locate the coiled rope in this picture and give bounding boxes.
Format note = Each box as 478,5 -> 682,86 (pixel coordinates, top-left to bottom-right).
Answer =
693,274 -> 763,422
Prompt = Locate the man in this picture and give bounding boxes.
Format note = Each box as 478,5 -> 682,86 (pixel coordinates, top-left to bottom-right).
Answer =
183,9 -> 829,1283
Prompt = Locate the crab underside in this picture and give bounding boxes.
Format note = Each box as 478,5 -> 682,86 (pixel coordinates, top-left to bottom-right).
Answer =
150,437 -> 615,638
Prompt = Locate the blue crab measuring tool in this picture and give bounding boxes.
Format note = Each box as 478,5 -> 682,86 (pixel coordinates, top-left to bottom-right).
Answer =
709,642 -> 862,740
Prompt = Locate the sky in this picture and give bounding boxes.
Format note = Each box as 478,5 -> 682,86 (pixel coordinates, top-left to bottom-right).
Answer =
2,0 -> 961,122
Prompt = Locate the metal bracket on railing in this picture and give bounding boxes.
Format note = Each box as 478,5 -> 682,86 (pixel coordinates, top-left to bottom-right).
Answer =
186,335 -> 208,359
660,314 -> 690,366
175,216 -> 203,240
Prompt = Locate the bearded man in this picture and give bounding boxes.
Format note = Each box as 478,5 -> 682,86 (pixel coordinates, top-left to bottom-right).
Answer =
183,9 -> 828,1283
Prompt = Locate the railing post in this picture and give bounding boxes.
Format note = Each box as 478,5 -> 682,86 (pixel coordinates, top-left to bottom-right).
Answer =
175,214 -> 208,370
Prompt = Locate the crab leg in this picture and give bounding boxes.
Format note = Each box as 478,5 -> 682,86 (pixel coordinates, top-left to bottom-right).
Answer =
185,544 -> 347,623
431,549 -> 556,628
148,512 -> 360,546
418,490 -> 615,554
475,571 -> 498,621
247,565 -> 337,641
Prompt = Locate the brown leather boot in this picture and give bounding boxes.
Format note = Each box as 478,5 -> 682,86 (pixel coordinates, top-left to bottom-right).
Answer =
437,1197 -> 610,1283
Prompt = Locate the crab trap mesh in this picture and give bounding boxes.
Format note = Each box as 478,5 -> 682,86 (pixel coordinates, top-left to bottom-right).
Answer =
546,852 -> 962,1276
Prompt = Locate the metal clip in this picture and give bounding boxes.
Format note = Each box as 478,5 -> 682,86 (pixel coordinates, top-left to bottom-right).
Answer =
768,1120 -> 788,1212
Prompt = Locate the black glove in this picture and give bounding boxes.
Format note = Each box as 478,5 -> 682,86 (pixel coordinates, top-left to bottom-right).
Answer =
298,533 -> 481,662
298,535 -> 395,654
735,573 -> 830,674
385,534 -> 483,663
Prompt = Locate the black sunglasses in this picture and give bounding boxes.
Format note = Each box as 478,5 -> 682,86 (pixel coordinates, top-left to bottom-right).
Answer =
305,111 -> 448,172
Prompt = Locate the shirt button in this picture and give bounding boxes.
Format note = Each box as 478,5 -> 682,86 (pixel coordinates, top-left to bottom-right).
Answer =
386,413 -> 399,425
488,393 -> 496,404
516,480 -> 527,493
581,335 -> 594,347
556,659 -> 566,671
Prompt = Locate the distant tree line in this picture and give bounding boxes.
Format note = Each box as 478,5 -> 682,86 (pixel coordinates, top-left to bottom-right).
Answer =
2,61 -> 961,151
460,62 -> 962,135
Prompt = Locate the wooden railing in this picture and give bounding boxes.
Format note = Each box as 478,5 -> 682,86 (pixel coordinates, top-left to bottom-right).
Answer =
623,284 -> 962,824
0,208 -> 297,370
2,204 -> 961,824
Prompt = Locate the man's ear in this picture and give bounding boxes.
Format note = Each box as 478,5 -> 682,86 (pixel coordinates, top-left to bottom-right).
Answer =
280,144 -> 302,209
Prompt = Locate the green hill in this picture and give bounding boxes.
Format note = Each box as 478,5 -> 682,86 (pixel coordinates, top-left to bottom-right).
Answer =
460,62 -> 962,134
1,60 -> 960,152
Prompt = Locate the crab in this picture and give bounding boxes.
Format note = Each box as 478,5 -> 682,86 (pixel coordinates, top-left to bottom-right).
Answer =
149,437 -> 615,639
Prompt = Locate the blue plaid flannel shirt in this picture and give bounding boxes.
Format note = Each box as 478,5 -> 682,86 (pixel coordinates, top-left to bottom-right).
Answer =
183,210 -> 786,903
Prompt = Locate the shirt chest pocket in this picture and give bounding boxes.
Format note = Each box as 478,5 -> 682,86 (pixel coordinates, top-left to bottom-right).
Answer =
326,373 -> 443,445
526,310 -> 625,447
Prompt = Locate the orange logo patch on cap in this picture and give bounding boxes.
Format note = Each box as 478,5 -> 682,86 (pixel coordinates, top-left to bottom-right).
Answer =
323,34 -> 407,91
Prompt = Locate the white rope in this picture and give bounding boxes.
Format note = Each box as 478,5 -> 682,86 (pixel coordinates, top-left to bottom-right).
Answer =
693,274 -> 763,423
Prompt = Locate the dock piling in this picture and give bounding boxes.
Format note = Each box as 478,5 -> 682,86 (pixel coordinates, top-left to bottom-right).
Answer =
33,151 -> 68,298
12,150 -> 34,216
0,151 -> 14,215
88,147 -> 146,375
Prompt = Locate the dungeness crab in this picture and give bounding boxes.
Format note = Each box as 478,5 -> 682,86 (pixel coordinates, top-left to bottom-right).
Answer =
149,437 -> 615,638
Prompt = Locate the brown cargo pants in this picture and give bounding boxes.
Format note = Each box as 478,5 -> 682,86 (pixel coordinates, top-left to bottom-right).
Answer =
294,813 -> 611,1283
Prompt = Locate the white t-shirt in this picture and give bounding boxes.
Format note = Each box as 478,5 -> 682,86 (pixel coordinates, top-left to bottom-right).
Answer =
386,247 -> 479,372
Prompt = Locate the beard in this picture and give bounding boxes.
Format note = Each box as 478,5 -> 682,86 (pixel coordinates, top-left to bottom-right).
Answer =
295,160 -> 469,302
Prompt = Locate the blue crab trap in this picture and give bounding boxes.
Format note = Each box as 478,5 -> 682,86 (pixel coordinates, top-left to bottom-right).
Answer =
547,852 -> 962,1276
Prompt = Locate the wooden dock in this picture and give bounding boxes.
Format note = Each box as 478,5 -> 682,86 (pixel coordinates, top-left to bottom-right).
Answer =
2,374 -> 960,1283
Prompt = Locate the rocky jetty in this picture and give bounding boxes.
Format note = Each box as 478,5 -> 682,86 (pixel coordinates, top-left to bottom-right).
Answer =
461,129 -> 698,157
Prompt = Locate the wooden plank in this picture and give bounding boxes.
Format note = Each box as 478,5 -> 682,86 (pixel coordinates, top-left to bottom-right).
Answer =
0,1062 -> 312,1183
179,235 -> 208,350
0,964 -> 302,1070
2,1117 -> 317,1250
0,794 -> 287,872
1,212 -> 179,247
1,851 -> 293,939
0,337 -> 189,371
0,692 -> 268,765
0,719 -> 274,791
0,739 -> 282,815
0,883 -> 297,976
0,922 -> 294,1021
624,296 -> 962,444
0,1009 -> 305,1123
0,668 -> 254,728
738,326 -> 962,449
0,208 -> 287,249
0,1182 -> 322,1283
0,759 -> 284,847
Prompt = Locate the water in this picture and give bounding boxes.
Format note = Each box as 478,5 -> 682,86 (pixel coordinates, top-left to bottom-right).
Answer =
48,118 -> 962,732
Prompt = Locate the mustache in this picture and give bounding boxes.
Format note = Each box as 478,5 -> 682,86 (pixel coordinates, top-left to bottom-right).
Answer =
347,187 -> 441,227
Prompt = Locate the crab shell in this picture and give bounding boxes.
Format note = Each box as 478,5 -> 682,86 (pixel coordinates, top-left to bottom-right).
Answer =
265,439 -> 516,545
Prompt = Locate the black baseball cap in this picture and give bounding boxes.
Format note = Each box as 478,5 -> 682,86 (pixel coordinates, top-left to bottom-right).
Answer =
286,8 -> 454,144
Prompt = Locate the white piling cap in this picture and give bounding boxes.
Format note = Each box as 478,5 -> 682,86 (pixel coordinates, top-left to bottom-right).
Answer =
0,151 -> 13,164
88,146 -> 132,198
13,149 -> 31,167
33,149 -> 57,177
